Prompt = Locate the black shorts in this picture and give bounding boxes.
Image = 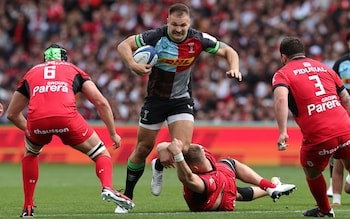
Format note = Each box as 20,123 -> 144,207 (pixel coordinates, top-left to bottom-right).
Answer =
218,158 -> 237,175
139,97 -> 194,125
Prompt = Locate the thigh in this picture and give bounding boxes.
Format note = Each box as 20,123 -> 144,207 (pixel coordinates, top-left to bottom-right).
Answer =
168,120 -> 194,153
300,139 -> 337,171
130,126 -> 160,163
58,114 -> 93,146
139,98 -> 168,127
26,119 -> 54,145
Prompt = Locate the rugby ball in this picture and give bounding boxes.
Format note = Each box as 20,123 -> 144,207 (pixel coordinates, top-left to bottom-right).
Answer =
133,45 -> 158,66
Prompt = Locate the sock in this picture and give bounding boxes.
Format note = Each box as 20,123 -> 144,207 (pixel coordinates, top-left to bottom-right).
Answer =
22,155 -> 39,208
95,155 -> 113,188
124,159 -> 145,199
306,175 -> 331,213
259,178 -> 276,190
346,174 -> 350,184
155,158 -> 164,171
332,193 -> 341,204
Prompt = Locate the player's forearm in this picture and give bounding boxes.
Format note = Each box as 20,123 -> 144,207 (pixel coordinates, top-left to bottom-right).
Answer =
96,103 -> 116,136
117,37 -> 137,67
7,114 -> 26,131
274,99 -> 288,134
218,42 -> 240,71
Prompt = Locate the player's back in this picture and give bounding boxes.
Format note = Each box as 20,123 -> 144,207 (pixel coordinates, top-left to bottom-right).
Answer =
278,58 -> 350,144
20,61 -> 89,120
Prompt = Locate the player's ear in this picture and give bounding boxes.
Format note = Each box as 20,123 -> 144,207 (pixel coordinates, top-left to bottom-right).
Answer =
192,165 -> 199,172
280,54 -> 288,65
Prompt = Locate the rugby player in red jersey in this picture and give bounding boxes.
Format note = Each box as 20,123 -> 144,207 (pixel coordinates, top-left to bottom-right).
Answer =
273,36 -> 350,217
116,3 -> 242,213
7,44 -> 134,217
156,138 -> 295,211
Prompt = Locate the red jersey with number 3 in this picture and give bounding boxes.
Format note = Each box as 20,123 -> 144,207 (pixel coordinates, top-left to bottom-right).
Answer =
17,61 -> 91,120
272,57 -> 350,145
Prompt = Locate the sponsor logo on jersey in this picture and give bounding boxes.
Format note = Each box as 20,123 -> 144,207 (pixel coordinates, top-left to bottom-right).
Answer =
318,140 -> 350,156
307,95 -> 341,115
160,57 -> 195,66
34,127 -> 69,134
32,81 -> 69,96
293,62 -> 328,75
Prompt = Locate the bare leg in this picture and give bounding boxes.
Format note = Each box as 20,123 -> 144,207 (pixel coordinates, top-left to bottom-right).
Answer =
234,159 -> 264,185
332,158 -> 344,205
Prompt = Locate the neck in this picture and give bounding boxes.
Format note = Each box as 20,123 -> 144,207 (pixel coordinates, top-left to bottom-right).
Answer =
289,53 -> 306,60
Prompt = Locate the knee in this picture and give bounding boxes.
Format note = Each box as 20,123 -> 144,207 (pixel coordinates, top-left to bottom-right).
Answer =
134,143 -> 154,157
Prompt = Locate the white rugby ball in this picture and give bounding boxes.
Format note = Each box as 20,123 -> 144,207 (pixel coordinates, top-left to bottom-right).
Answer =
133,45 -> 158,66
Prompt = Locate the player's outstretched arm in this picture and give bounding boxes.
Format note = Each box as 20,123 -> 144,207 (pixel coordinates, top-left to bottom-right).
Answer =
215,42 -> 242,81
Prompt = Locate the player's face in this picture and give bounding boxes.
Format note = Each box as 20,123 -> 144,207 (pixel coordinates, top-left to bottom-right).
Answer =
167,14 -> 190,42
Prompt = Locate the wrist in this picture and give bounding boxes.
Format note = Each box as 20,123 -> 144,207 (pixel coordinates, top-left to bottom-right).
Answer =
173,152 -> 184,162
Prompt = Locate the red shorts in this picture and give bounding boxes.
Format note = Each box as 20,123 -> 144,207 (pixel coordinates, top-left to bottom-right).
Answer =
26,113 -> 94,146
216,163 -> 237,211
300,133 -> 350,170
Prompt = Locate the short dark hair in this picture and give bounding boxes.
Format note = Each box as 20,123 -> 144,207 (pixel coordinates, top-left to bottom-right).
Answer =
279,37 -> 305,58
169,3 -> 190,17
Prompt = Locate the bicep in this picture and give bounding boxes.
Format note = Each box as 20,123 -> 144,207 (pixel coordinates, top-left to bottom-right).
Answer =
183,174 -> 206,194
7,91 -> 28,115
177,162 -> 206,194
214,41 -> 232,57
119,35 -> 138,51
81,81 -> 106,105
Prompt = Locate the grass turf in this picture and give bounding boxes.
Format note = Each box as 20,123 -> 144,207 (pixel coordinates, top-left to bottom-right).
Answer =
1,163 -> 350,218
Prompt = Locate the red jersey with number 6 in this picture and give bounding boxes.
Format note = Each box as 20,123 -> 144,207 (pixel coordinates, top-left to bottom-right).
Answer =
272,57 -> 350,145
16,61 -> 91,120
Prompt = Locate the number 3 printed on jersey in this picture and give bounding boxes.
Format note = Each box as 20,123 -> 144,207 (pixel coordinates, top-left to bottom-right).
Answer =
44,66 -> 56,79
309,75 -> 325,96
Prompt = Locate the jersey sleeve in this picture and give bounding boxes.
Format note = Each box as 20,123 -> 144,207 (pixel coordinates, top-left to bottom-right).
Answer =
331,70 -> 346,94
272,70 -> 290,91
136,27 -> 164,47
17,78 -> 30,98
196,31 -> 219,54
71,64 -> 91,94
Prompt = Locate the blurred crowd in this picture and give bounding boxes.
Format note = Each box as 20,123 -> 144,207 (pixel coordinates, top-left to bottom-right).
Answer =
0,0 -> 350,124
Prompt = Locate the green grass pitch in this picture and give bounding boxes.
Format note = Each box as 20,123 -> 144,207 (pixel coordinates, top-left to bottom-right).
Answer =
1,163 -> 350,218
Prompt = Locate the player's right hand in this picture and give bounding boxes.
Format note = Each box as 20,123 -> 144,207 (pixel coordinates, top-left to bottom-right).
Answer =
130,63 -> 152,76
111,133 -> 121,149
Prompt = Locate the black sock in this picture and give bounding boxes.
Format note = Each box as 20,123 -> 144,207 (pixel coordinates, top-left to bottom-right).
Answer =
124,161 -> 145,199
155,158 -> 164,171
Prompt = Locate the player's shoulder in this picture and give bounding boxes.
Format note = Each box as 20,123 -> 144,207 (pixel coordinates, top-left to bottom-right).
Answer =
333,54 -> 350,66
138,26 -> 166,45
187,28 -> 215,41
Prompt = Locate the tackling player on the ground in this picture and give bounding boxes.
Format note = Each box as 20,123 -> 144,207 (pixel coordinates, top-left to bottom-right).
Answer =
157,138 -> 296,211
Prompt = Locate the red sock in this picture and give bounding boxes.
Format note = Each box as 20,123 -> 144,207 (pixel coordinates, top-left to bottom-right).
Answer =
95,155 -> 113,188
22,155 -> 39,208
306,175 -> 331,213
259,178 -> 276,190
